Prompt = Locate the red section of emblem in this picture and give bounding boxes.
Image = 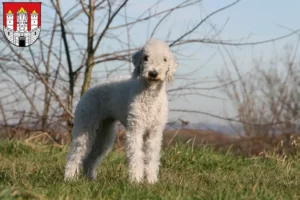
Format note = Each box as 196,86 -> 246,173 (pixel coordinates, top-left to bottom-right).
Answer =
3,2 -> 41,31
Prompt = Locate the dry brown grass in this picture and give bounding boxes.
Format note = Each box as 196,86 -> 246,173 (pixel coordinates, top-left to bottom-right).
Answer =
1,126 -> 300,157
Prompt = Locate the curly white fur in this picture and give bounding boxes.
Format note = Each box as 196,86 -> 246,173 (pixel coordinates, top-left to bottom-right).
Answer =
64,39 -> 178,183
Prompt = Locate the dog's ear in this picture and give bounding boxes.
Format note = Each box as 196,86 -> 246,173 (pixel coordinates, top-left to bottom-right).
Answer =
131,49 -> 143,79
167,51 -> 178,83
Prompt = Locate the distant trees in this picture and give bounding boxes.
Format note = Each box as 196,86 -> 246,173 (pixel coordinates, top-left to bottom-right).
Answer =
219,44 -> 300,137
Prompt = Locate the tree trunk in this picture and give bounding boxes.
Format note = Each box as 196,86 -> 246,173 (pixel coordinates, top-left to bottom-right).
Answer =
81,54 -> 94,96
80,0 -> 95,96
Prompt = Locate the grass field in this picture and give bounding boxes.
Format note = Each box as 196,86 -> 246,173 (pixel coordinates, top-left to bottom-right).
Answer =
0,140 -> 300,200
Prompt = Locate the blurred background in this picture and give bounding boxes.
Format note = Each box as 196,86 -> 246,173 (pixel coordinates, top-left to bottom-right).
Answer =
0,0 -> 300,156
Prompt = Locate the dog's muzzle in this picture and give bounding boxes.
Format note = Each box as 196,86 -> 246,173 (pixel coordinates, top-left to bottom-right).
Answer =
147,70 -> 160,81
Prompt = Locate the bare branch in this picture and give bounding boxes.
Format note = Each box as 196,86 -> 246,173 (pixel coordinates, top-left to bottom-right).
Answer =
169,0 -> 242,47
94,0 -> 129,51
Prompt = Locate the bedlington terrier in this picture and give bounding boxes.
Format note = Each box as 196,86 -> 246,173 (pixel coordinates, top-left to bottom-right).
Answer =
64,39 -> 178,183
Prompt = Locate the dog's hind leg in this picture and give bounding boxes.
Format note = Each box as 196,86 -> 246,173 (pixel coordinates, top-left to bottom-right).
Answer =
82,119 -> 116,180
64,125 -> 92,181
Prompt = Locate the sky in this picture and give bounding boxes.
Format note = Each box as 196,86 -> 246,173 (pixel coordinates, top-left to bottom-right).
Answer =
1,0 -> 300,125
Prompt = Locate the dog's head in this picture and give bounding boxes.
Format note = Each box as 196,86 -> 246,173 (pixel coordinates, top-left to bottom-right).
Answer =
131,39 -> 178,84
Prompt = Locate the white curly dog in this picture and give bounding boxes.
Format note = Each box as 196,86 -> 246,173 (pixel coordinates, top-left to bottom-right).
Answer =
64,39 -> 178,183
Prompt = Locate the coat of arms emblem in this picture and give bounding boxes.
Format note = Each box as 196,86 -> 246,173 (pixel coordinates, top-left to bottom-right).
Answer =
2,2 -> 41,47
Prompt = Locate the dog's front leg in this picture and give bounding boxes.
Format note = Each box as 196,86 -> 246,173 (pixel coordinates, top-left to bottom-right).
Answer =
144,127 -> 163,184
125,126 -> 145,183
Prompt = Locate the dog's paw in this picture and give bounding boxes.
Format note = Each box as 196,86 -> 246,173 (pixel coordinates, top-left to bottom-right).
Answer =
128,172 -> 144,183
64,168 -> 79,181
146,175 -> 158,184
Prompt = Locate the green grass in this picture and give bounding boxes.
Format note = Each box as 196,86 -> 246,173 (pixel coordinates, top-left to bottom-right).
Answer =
0,141 -> 300,200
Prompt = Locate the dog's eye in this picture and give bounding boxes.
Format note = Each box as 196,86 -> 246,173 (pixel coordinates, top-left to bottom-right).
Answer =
164,57 -> 167,62
144,55 -> 148,61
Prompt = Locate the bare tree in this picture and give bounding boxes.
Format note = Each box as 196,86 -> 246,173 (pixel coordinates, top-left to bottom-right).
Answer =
219,43 -> 300,137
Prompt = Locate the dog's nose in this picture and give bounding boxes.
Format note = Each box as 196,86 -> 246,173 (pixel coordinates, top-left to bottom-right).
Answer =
148,70 -> 158,78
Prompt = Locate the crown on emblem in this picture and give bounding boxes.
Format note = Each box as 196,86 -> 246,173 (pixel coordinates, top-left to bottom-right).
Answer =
17,7 -> 27,14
